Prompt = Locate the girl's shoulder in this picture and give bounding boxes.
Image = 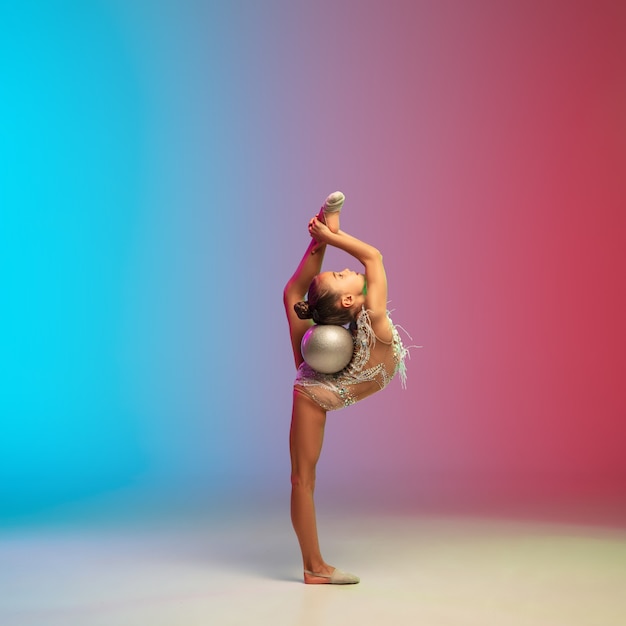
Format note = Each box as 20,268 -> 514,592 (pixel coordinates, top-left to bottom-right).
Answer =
355,307 -> 394,344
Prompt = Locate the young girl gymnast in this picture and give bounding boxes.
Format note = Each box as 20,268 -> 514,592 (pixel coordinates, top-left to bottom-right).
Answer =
283,192 -> 410,585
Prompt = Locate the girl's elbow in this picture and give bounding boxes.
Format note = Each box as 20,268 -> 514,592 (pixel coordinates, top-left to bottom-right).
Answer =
363,250 -> 384,270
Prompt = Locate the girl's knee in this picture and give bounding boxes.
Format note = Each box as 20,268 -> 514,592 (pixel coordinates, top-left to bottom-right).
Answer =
291,471 -> 316,491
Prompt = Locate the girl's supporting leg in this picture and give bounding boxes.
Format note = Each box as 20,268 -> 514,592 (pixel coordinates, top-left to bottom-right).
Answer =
289,390 -> 333,575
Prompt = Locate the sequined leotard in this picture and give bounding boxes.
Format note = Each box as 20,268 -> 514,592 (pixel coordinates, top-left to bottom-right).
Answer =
294,308 -> 409,411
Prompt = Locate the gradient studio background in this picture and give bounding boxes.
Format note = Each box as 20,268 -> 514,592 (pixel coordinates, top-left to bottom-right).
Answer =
1,0 -> 625,522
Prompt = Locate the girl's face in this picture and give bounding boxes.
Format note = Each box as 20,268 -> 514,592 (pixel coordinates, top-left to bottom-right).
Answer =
320,268 -> 366,298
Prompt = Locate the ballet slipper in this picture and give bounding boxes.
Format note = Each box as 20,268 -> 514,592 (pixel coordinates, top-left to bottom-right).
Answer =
304,567 -> 360,585
323,191 -> 345,214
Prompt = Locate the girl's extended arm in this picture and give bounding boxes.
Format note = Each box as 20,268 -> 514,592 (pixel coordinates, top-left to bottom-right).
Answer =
309,218 -> 389,333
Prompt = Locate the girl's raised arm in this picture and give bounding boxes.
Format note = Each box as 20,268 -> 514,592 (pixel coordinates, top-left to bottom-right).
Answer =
308,219 -> 390,340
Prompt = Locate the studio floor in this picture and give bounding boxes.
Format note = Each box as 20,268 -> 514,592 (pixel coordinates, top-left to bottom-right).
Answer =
2,493 -> 626,626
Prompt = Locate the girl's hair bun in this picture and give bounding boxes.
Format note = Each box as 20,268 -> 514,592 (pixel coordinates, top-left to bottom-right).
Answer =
294,301 -> 313,320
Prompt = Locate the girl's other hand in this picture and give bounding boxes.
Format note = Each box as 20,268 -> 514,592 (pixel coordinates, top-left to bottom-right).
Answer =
308,216 -> 332,245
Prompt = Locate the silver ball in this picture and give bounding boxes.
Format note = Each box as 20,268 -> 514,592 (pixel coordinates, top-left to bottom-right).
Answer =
301,325 -> 354,374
